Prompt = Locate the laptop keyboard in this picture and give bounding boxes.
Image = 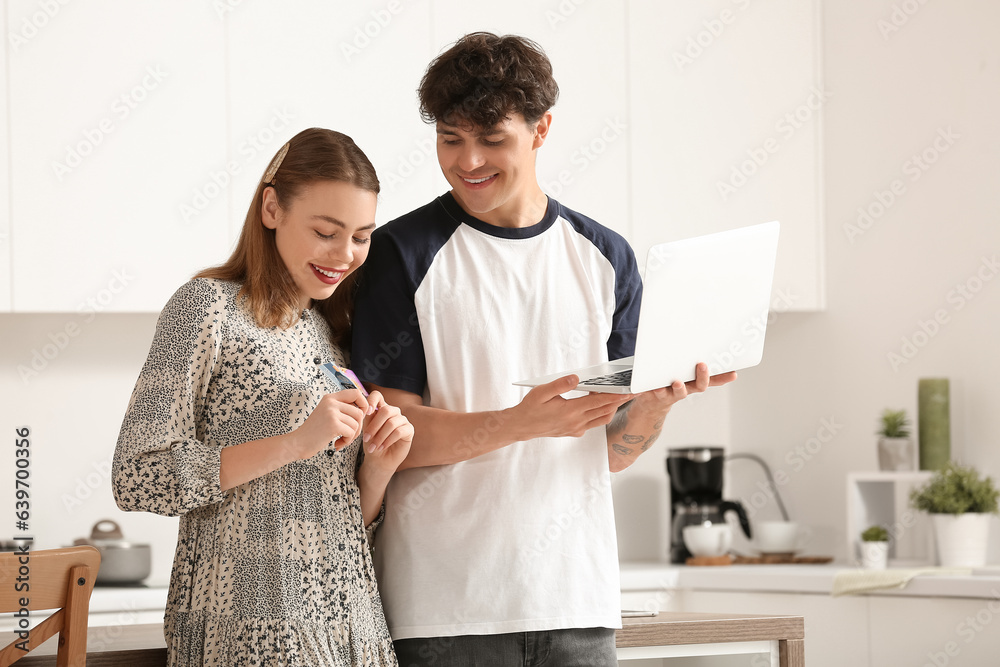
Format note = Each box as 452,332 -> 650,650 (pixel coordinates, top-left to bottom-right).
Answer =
581,369 -> 632,386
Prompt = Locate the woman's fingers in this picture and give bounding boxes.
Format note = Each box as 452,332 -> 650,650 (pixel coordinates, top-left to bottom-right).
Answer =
372,420 -> 414,453
373,428 -> 410,455
366,390 -> 386,415
333,388 -> 370,414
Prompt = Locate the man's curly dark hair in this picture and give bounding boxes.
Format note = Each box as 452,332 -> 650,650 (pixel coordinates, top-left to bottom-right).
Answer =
418,32 -> 560,129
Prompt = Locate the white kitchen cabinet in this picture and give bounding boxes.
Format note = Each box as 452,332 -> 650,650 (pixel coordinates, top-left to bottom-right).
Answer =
7,1 -> 228,312
224,1 -> 435,234
622,588 -> 870,667
869,596 -> 1000,666
627,0 -> 824,310
5,3 -> 824,312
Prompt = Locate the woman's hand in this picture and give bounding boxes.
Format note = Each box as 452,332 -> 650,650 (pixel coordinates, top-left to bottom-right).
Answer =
360,390 -> 413,474
289,389 -> 369,460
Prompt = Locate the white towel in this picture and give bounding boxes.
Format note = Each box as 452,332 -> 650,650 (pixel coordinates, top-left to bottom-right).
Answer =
831,567 -> 971,596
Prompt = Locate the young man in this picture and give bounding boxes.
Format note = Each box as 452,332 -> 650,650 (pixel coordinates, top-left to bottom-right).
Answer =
352,32 -> 735,666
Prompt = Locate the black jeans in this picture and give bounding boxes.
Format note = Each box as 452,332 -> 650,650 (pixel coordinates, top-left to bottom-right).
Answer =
393,627 -> 618,667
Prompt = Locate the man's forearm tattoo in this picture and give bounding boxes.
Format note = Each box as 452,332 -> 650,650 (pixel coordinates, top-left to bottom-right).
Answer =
641,431 -> 661,452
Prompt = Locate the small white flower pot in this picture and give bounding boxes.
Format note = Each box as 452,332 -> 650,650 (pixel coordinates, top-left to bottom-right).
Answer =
860,541 -> 889,570
932,513 -> 991,568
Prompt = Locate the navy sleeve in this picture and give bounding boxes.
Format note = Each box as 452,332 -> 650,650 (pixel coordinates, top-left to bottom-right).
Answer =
351,228 -> 427,396
607,246 -> 642,360
552,199 -> 642,361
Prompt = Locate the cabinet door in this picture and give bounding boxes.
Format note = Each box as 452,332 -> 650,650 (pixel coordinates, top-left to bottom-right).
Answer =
8,1 -> 228,312
225,1 -> 435,233
628,0 -> 824,310
870,596 -> 1000,666
432,0 -> 631,240
671,589 -> 869,667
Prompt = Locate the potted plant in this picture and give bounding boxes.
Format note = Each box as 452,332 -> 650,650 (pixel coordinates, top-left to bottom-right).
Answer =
859,525 -> 889,569
910,462 -> 1000,567
877,408 -> 913,471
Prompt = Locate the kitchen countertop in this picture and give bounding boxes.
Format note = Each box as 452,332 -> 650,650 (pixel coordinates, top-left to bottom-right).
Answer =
8,560 -> 995,638
89,585 -> 169,615
16,613 -> 807,666
0,586 -> 169,636
621,561 -> 1000,599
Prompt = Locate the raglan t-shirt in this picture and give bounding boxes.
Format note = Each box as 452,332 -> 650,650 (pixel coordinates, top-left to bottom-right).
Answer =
352,193 -> 642,640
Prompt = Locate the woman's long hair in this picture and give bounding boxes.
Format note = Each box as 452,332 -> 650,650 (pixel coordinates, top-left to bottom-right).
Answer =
196,128 -> 379,350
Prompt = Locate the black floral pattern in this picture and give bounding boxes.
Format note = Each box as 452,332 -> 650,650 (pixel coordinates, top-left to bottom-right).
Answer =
113,278 -> 396,666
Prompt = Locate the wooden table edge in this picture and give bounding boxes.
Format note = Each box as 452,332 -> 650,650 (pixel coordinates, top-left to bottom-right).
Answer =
616,612 -> 805,648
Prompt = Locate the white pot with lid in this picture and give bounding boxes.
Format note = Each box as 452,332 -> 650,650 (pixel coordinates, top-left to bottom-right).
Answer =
73,519 -> 151,585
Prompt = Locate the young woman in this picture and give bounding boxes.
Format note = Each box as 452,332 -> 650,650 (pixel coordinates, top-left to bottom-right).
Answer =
113,128 -> 411,666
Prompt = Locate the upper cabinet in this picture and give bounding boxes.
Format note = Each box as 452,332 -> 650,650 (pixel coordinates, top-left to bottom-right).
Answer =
7,1 -> 228,312
4,1 -> 824,312
224,2 -> 436,234
628,0 -> 825,310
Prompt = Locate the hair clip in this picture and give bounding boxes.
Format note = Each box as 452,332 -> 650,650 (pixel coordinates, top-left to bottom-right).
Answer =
262,142 -> 290,185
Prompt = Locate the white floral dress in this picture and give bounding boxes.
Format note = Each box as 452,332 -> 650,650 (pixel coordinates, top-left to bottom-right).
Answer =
113,278 -> 396,667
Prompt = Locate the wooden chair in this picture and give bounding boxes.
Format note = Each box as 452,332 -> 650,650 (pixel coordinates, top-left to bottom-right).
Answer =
0,546 -> 101,667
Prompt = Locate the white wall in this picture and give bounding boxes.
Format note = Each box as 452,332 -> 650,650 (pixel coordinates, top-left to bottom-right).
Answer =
720,0 -> 1000,559
1,313 -> 176,584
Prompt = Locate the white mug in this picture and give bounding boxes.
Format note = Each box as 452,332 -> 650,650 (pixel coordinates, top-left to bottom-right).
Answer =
754,520 -> 810,554
682,523 -> 733,558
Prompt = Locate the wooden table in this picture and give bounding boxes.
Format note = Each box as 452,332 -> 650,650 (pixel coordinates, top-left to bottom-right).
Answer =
617,611 -> 805,666
15,612 -> 804,666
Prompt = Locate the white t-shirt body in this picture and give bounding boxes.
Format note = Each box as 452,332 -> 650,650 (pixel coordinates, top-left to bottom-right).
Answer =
353,193 -> 642,640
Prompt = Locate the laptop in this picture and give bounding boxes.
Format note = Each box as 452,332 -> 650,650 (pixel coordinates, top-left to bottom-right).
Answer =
513,221 -> 780,394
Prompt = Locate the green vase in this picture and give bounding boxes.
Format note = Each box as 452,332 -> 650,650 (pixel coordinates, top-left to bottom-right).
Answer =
918,378 -> 950,470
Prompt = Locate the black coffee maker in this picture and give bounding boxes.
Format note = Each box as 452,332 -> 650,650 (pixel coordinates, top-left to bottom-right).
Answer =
666,446 -> 752,563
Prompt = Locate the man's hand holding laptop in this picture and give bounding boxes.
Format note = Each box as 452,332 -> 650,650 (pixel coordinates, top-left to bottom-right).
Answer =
604,362 -> 738,472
